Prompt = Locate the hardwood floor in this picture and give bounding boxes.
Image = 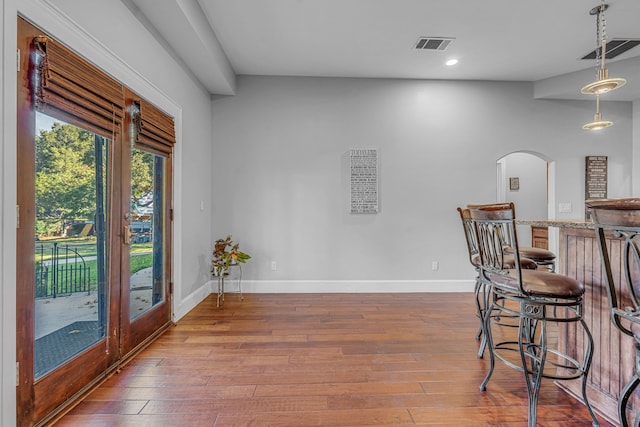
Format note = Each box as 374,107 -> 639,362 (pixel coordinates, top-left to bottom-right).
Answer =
54,293 -> 615,426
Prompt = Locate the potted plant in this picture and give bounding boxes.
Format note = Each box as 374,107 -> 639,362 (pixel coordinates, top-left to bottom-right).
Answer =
211,235 -> 251,276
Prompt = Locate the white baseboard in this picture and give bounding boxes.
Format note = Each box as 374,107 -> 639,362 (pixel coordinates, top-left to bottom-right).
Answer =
173,282 -> 213,321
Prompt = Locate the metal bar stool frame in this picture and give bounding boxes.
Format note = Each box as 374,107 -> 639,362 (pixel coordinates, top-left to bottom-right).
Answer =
589,198 -> 640,427
457,207 -> 538,359
470,203 -> 599,427
457,207 -> 491,358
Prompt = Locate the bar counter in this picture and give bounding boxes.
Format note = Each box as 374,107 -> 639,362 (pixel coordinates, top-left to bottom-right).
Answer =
517,220 -> 635,425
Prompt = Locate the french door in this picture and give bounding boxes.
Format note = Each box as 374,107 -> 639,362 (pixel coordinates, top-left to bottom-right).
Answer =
17,18 -> 173,425
119,96 -> 173,355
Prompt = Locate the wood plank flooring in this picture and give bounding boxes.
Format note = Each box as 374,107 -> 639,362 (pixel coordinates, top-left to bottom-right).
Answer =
54,293 -> 615,426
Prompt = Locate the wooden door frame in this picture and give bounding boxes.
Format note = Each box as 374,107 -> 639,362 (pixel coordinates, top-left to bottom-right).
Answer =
118,88 -> 173,359
16,18 -> 123,425
16,17 -> 37,425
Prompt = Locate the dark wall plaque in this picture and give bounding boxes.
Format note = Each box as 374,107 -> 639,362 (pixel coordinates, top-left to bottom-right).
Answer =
585,155 -> 607,218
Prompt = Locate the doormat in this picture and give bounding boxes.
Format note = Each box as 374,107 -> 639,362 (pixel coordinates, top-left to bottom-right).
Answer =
34,320 -> 103,378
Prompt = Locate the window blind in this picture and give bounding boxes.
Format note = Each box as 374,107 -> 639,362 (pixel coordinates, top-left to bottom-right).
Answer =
131,98 -> 176,157
32,36 -> 124,138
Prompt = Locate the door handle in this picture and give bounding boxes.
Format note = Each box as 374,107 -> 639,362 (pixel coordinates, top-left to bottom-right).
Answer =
123,225 -> 131,245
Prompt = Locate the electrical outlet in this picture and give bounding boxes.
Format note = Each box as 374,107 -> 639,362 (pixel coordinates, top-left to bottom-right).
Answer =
432,261 -> 439,271
271,261 -> 277,271
559,202 -> 572,213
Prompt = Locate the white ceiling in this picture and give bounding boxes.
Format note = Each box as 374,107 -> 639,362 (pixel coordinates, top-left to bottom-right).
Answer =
125,0 -> 640,100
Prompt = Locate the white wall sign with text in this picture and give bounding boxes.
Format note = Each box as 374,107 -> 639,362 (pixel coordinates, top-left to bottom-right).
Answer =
350,149 -> 378,214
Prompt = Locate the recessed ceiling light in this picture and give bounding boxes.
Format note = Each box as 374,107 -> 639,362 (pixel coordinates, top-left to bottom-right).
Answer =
445,59 -> 459,66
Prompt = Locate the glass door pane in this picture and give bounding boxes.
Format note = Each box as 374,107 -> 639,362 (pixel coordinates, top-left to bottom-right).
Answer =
128,148 -> 165,320
33,113 -> 108,378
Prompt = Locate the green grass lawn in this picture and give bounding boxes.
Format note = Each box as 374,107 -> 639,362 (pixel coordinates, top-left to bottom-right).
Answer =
36,253 -> 154,296
35,237 -> 152,261
130,254 -> 153,275
35,235 -> 158,296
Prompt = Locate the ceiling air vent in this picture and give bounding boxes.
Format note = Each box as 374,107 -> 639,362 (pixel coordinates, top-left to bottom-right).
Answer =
415,37 -> 454,51
581,39 -> 640,60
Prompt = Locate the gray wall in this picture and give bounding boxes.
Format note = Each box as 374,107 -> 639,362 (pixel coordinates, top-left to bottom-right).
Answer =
501,152 -> 549,245
211,76 -> 633,284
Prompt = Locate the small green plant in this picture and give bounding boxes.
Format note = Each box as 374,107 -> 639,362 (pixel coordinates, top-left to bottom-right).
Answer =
211,235 -> 251,276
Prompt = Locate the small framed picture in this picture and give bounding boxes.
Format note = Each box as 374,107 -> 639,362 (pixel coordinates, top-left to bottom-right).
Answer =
509,177 -> 520,191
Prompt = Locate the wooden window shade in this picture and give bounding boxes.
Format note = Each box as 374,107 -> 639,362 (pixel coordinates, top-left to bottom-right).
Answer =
132,98 -> 176,157
32,36 -> 124,138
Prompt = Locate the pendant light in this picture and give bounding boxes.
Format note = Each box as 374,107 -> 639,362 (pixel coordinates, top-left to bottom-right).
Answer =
583,94 -> 613,130
581,1 -> 626,95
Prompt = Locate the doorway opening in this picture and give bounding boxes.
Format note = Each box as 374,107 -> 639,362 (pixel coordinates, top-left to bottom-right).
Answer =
496,151 -> 556,252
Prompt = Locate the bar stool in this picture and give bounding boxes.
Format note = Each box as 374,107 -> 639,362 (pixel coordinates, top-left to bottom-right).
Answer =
467,203 -> 557,272
588,198 -> 640,427
469,202 -> 599,427
507,246 -> 556,272
457,207 -> 538,358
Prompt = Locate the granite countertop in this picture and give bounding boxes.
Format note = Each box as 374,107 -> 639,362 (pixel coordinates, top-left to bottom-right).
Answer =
515,219 -> 594,229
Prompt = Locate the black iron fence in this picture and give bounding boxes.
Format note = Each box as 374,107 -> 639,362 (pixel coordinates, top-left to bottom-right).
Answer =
35,242 -> 92,298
